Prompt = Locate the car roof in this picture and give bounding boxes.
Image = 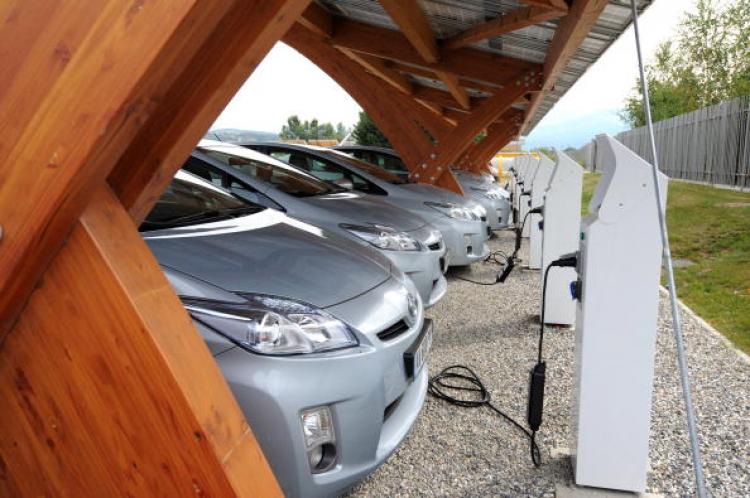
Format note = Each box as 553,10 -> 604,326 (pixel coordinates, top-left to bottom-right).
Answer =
334,145 -> 397,156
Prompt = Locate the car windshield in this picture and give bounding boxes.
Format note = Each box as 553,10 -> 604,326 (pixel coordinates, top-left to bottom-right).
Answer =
202,147 -> 338,197
325,150 -> 408,184
141,173 -> 260,231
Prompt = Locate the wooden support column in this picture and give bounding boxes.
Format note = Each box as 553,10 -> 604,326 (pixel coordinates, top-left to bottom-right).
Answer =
0,0 -> 308,495
458,121 -> 521,174
0,187 -> 280,497
417,72 -> 541,190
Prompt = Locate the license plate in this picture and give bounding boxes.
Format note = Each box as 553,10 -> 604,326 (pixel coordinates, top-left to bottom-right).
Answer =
404,319 -> 433,379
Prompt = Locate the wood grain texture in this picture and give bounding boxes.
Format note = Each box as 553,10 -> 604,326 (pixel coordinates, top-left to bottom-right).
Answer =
109,0 -> 312,224
378,0 -> 440,63
0,186 -> 281,497
330,18 -> 539,86
0,0 -> 235,335
444,5 -> 564,50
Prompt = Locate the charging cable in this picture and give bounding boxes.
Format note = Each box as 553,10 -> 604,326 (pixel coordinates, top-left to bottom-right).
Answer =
431,253 -> 578,468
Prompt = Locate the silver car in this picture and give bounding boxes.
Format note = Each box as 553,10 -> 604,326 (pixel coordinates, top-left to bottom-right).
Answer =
333,144 -> 511,231
243,142 -> 491,267
451,169 -> 512,229
141,171 -> 432,498
185,141 -> 447,307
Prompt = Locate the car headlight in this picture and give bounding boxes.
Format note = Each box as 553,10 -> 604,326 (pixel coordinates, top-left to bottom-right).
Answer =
469,204 -> 487,220
341,224 -> 421,251
471,187 -> 502,200
183,294 -> 358,355
424,201 -> 476,221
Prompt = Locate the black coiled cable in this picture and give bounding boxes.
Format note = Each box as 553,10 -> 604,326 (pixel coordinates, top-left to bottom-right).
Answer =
428,365 -> 542,467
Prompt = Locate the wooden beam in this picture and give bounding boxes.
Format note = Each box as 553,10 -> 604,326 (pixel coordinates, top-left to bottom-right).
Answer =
414,85 -> 480,111
521,0 -> 609,133
298,2 -> 333,37
0,186 -> 281,497
378,0 -> 440,63
340,49 -> 414,94
417,70 -> 541,185
0,0 -> 242,334
284,24 -> 436,166
378,1 -> 472,111
108,0 -> 311,224
524,0 -> 570,10
330,18 -> 541,87
435,71 -> 471,110
389,61 -> 502,94
444,5 -> 566,50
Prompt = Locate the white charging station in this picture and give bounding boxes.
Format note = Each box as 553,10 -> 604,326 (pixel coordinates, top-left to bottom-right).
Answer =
572,135 -> 668,492
521,157 -> 540,238
541,149 -> 583,325
512,156 -> 529,225
528,155 -> 555,269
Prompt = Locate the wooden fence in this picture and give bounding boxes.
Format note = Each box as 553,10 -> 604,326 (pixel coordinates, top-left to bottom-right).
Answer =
575,96 -> 750,188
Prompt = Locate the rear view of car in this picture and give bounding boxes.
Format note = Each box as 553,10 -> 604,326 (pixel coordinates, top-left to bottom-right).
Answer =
141,172 -> 432,497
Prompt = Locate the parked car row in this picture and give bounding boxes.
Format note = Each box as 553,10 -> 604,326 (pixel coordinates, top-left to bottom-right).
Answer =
140,140 -> 511,497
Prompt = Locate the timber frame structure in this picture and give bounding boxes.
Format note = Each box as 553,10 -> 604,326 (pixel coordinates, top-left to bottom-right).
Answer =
0,1 -> 649,495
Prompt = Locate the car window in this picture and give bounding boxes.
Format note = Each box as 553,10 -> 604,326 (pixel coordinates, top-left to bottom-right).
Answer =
142,174 -> 258,231
269,151 -> 291,163
182,157 -> 226,187
283,151 -> 383,194
203,149 -> 333,198
227,178 -> 284,211
323,150 -> 406,185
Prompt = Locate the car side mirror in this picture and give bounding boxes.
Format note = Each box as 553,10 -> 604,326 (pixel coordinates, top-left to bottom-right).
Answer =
334,178 -> 354,190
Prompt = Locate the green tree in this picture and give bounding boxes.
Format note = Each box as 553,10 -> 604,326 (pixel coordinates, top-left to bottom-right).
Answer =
621,0 -> 750,127
279,115 -> 349,141
352,112 -> 391,147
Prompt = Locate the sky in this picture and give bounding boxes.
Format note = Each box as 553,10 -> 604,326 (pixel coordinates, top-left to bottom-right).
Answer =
211,0 -> 696,149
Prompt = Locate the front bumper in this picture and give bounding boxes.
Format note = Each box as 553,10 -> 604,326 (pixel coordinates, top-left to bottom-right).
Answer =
432,217 -> 490,266
211,277 -> 431,498
385,226 -> 447,308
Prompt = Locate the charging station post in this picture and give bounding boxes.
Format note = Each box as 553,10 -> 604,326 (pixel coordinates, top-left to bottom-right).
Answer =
528,155 -> 555,269
541,150 -> 583,325
571,134 -> 668,492
521,157 -> 540,238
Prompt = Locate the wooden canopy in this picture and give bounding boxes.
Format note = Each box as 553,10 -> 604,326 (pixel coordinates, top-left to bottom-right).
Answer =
0,1 -> 637,496
285,0 -> 612,191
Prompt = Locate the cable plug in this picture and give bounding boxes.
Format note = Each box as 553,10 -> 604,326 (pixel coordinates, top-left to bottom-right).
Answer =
550,252 -> 578,268
529,206 -> 543,214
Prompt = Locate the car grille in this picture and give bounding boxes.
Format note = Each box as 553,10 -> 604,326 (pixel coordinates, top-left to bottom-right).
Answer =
377,320 -> 410,341
428,241 -> 441,251
481,215 -> 487,222
383,395 -> 402,421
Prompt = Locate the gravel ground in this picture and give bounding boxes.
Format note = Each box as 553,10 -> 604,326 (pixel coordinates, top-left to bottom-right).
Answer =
348,231 -> 750,498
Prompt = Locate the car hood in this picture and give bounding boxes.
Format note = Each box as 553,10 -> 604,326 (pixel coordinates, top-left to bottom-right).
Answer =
143,209 -> 391,308
303,191 -> 429,232
397,183 -> 467,205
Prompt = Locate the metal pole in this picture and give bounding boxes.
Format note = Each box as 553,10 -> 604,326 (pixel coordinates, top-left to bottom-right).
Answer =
629,2 -> 707,497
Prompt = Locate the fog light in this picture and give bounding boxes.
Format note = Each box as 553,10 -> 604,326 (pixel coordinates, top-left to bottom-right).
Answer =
301,406 -> 334,448
301,406 -> 337,473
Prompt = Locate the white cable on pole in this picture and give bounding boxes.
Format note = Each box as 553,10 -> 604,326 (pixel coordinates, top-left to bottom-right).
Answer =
629,2 -> 707,497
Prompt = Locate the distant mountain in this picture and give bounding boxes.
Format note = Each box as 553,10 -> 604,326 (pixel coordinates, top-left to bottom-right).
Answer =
205,128 -> 279,142
525,109 -> 629,150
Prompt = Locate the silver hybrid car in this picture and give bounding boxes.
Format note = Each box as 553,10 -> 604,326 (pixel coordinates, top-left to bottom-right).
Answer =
184,141 -> 447,308
242,142 -> 491,266
141,171 -> 432,497
333,144 -> 511,231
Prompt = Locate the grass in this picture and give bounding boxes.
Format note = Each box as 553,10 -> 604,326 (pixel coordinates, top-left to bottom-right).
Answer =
581,173 -> 750,353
